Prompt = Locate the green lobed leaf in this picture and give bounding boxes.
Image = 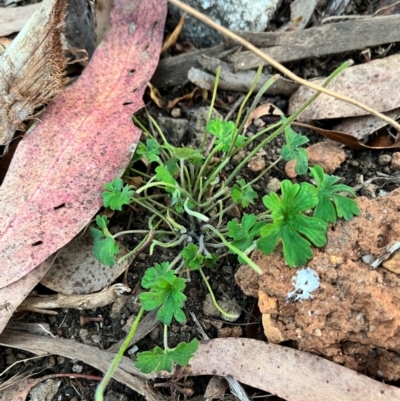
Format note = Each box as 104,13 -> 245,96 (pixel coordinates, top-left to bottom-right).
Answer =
140,270 -> 187,325
137,138 -> 162,163
141,262 -> 174,289
231,179 -> 258,207
227,214 -> 264,263
206,119 -> 245,152
257,180 -> 327,267
181,243 -> 204,270
90,227 -> 119,267
135,339 -> 199,373
280,116 -> 309,175
306,165 -> 361,223
102,178 -> 135,211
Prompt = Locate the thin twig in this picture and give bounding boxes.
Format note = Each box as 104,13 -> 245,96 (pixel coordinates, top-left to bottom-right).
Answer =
168,0 -> 400,133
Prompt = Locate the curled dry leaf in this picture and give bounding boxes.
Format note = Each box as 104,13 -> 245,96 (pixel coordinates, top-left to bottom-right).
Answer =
40,231 -> 132,295
244,103 -> 283,131
293,121 -> 400,149
0,0 -> 167,292
289,54 -> 400,121
180,338 -> 400,401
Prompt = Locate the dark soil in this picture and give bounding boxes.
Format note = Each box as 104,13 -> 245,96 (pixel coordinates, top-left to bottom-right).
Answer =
2,0 -> 400,400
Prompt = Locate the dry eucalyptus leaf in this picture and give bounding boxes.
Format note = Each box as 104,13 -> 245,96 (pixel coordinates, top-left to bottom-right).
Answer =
181,338 -> 400,401
0,255 -> 56,334
0,0 -> 166,290
41,231 -> 132,295
288,54 -> 400,121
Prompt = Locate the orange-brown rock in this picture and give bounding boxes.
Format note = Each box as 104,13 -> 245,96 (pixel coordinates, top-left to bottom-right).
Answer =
235,188 -> 400,380
285,141 -> 345,178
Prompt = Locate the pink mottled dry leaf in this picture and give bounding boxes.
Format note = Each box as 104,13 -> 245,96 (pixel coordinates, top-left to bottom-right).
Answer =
183,338 -> 400,401
0,255 -> 56,333
0,0 -> 167,288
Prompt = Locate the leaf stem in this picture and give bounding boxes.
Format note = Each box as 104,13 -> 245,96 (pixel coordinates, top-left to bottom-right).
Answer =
201,224 -> 262,274
95,307 -> 145,401
198,268 -> 238,319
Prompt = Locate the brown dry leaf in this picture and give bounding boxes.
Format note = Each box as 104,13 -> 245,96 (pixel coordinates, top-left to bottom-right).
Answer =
244,103 -> 283,130
162,12 -> 187,52
0,0 -> 67,146
148,82 -> 203,109
40,231 -> 132,295
333,107 -> 400,141
288,54 -> 400,121
293,121 -> 400,149
0,329 -> 167,400
0,0 -> 166,291
181,338 -> 400,401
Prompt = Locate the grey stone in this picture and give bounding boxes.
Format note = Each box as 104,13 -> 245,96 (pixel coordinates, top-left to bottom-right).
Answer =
169,0 -> 282,48
156,116 -> 188,147
378,154 -> 392,166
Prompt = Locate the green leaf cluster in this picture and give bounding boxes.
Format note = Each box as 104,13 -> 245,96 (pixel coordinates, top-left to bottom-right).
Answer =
136,339 -> 199,373
280,117 -> 309,175
231,179 -> 258,207
181,243 -> 218,270
207,119 -> 245,152
227,214 -> 263,263
305,165 -> 361,223
140,262 -> 187,325
257,180 -> 327,267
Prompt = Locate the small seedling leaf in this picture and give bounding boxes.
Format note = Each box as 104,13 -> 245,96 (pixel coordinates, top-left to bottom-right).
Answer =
281,117 -> 309,175
136,339 -> 199,373
257,180 -> 327,267
206,119 -> 245,152
140,269 -> 187,325
181,243 -> 204,270
227,214 -> 264,263
90,227 -> 119,267
231,179 -> 258,207
137,138 -> 162,163
102,178 -> 135,211
305,165 -> 361,223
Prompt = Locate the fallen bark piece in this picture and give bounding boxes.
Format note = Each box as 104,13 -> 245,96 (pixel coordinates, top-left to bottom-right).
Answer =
228,15 -> 400,71
0,0 -> 167,291
0,329 -> 166,400
194,58 -> 299,96
151,45 -> 234,88
179,338 -> 400,401
0,0 -> 67,146
0,4 -> 41,36
236,187 -> 400,380
17,283 -> 131,312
